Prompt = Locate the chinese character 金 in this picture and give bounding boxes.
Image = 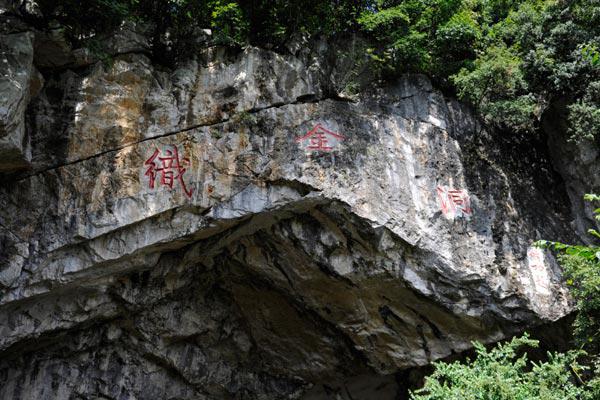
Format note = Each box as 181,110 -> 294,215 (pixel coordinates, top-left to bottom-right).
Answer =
308,131 -> 333,151
144,146 -> 193,198
296,123 -> 345,152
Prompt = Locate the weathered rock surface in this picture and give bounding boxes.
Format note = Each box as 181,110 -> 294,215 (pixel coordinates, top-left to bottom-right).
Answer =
0,16 -> 585,400
543,101 -> 600,241
0,30 -> 41,171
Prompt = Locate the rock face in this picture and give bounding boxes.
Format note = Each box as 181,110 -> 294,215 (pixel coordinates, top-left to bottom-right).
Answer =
0,14 -> 584,400
0,30 -> 41,171
543,101 -> 600,242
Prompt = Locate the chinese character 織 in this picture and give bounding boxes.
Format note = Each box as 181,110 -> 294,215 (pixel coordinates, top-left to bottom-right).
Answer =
144,145 -> 193,198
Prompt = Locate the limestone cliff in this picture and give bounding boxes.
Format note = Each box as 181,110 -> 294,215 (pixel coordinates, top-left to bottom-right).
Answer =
0,6 -> 592,400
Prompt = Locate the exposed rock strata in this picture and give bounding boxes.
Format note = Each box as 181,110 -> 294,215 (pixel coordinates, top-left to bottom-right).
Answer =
0,13 -> 583,400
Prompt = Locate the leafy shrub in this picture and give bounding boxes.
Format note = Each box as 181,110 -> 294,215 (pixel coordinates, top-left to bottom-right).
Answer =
539,194 -> 600,352
536,194 -> 600,396
411,334 -> 590,400
211,1 -> 248,45
568,81 -> 600,142
452,44 -> 537,131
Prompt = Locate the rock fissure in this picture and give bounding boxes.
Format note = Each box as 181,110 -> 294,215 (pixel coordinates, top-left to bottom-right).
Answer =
15,93 -> 349,181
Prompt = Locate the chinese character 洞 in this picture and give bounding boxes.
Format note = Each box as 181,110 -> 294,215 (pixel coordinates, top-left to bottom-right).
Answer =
436,186 -> 472,219
144,146 -> 193,198
296,123 -> 344,152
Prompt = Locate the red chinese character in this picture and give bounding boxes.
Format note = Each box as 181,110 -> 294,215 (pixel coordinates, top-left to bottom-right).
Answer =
308,131 -> 332,151
437,186 -> 472,218
144,146 -> 193,198
296,124 -> 344,152
447,189 -> 471,213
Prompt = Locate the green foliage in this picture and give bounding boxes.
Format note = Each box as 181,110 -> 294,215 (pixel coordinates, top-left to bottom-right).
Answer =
535,193 -> 600,396
237,0 -> 368,47
210,1 -> 248,45
34,0 -> 133,39
357,6 -> 410,37
452,44 -> 537,131
433,9 -> 481,76
581,44 -> 600,68
356,0 -> 600,140
28,0 -> 368,64
32,0 -> 216,64
560,253 -> 600,350
358,0 -> 466,79
451,0 -> 600,139
537,194 -> 600,352
411,334 -> 590,400
568,82 -> 600,142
